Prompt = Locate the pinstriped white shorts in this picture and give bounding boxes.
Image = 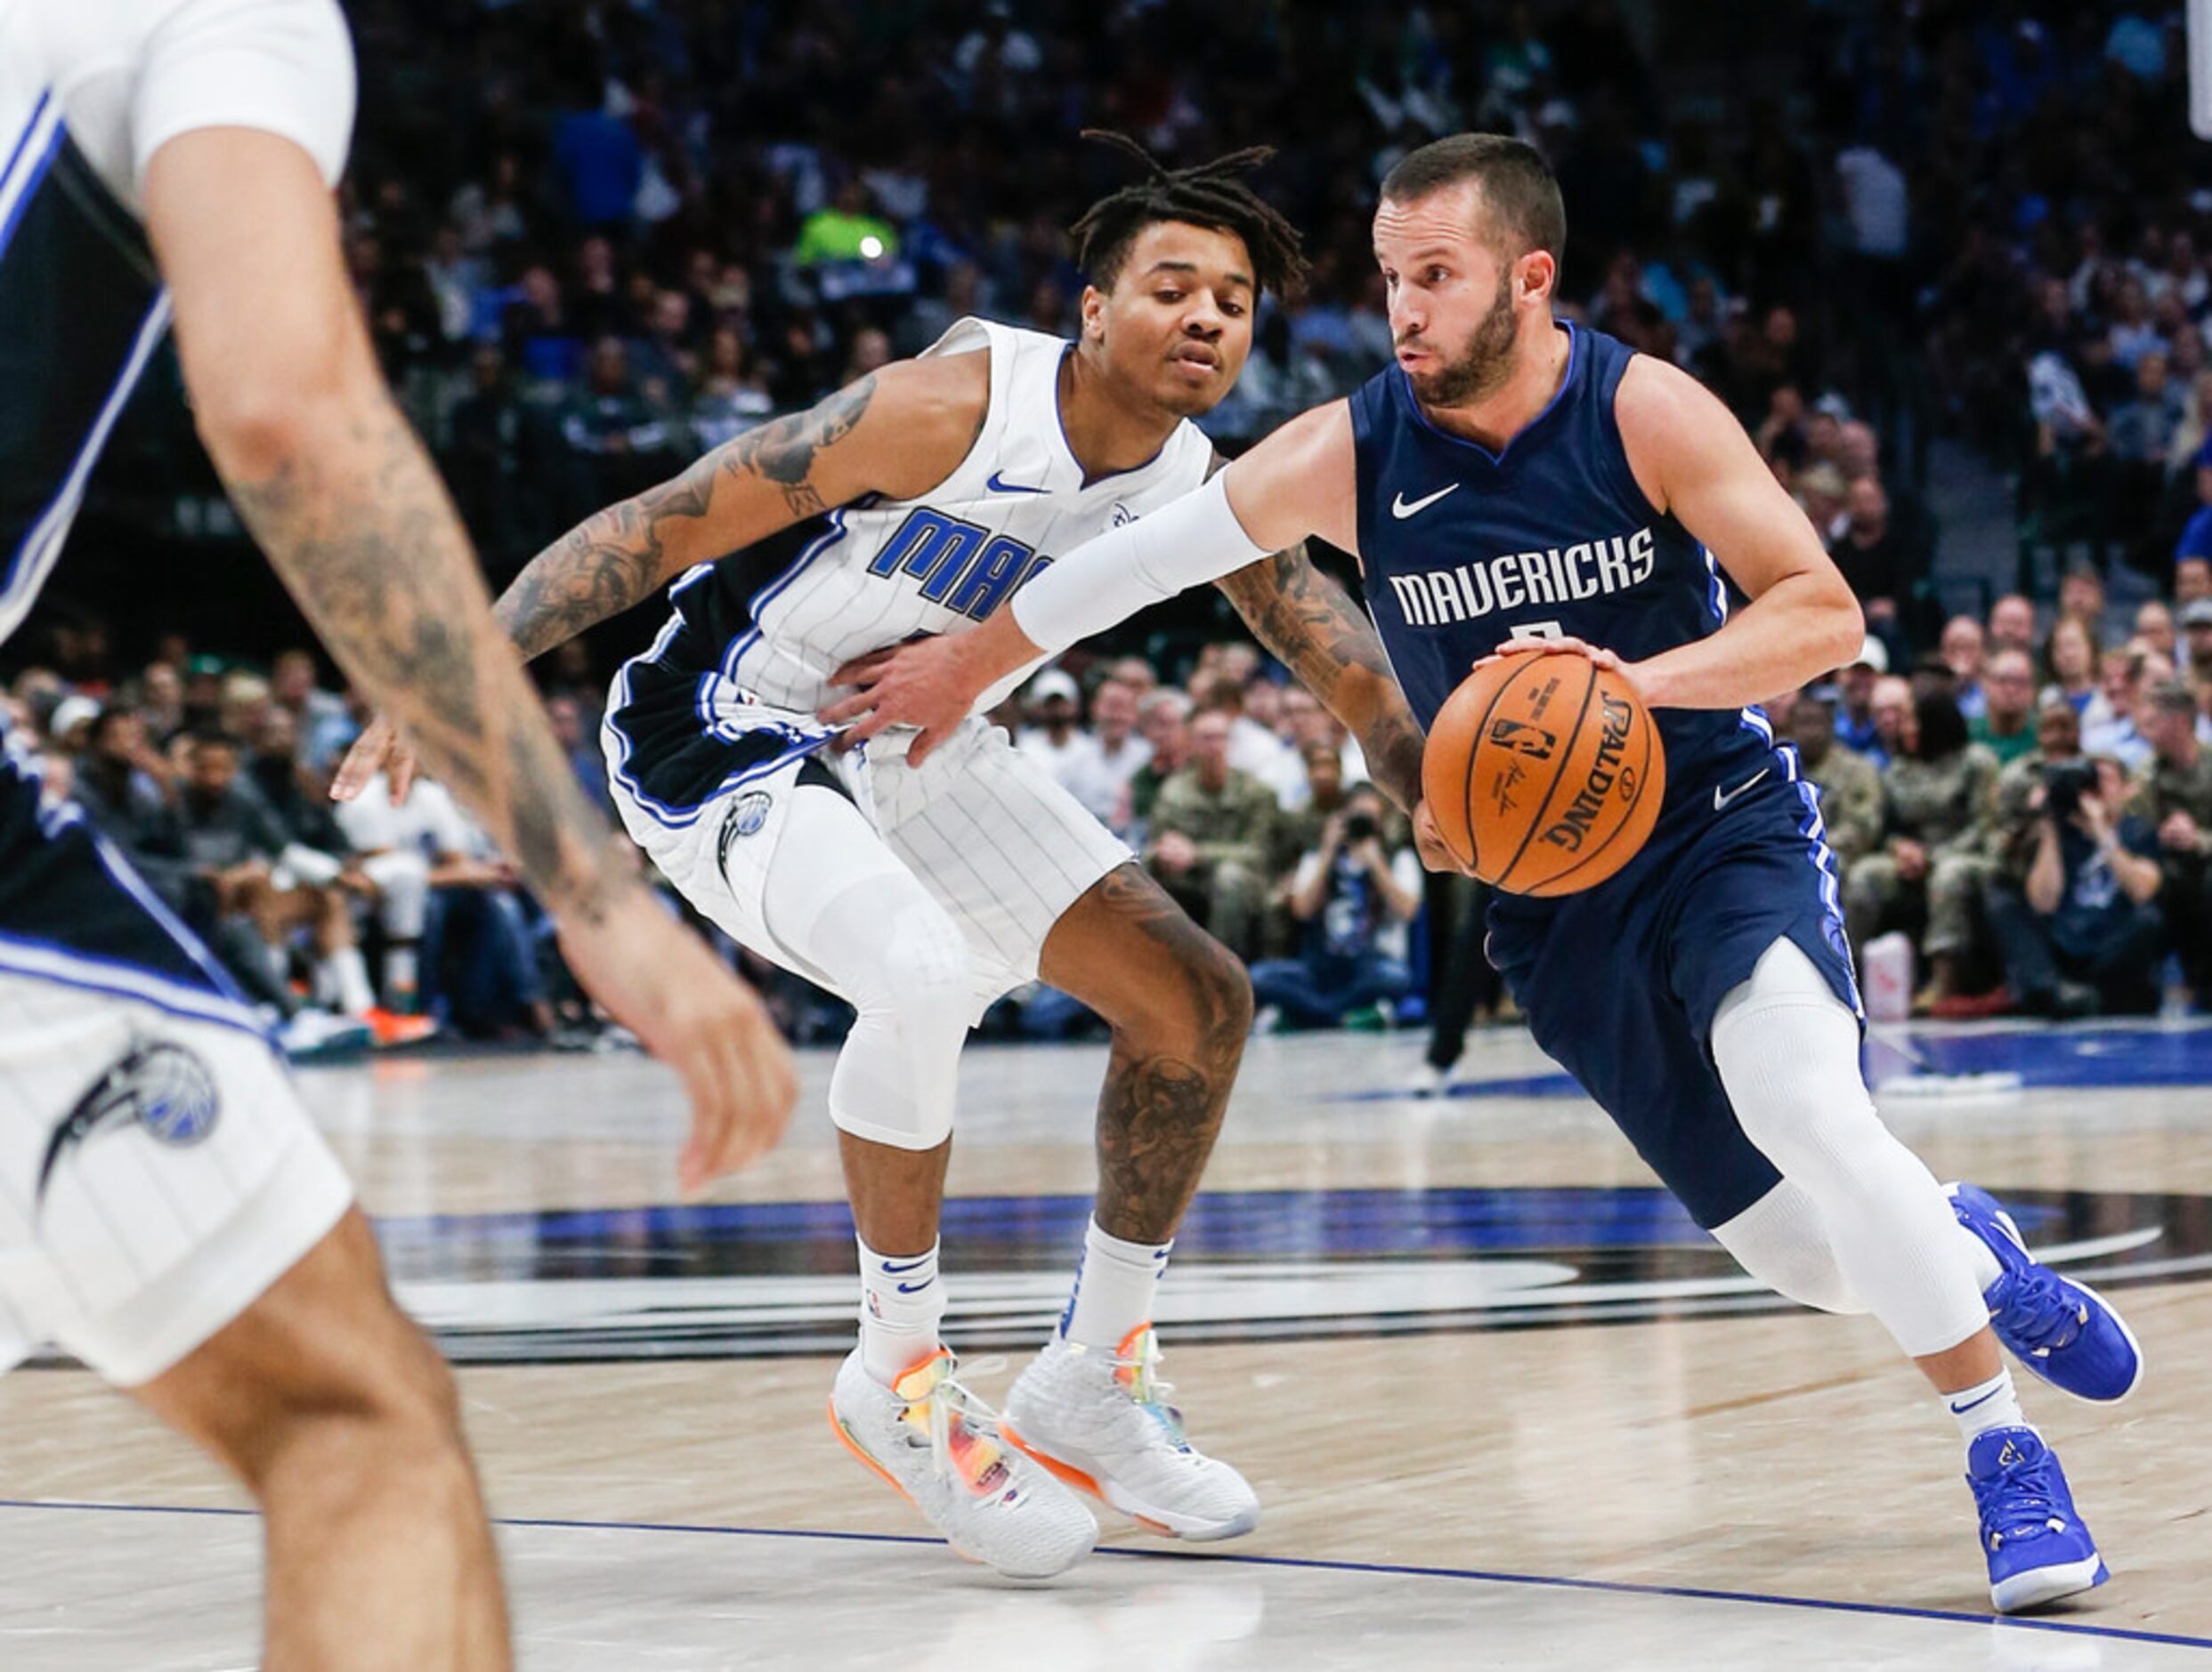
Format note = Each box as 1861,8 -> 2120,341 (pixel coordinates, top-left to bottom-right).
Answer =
609,708 -> 1131,1024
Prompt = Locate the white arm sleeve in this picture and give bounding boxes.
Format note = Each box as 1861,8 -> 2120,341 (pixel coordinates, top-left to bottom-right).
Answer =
1009,473 -> 1269,654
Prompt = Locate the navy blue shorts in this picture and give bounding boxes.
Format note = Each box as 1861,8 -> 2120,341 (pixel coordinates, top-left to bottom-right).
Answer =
1485,768 -> 1861,1229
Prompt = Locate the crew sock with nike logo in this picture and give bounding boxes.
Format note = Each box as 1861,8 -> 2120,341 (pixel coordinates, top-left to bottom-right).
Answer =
1946,1367 -> 2026,1449
858,1236 -> 945,1384
1059,1219 -> 1173,1351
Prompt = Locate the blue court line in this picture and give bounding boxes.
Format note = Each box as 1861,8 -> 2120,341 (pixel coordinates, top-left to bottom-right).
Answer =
2,1497 -> 2205,1652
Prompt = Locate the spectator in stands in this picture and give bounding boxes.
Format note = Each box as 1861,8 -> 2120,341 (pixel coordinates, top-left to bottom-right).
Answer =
175,731 -> 375,1038
2039,614 -> 2100,718
1058,678 -> 1149,834
1146,709 -> 1276,961
1988,756 -> 2166,1018
336,770 -> 551,1037
546,692 -> 612,817
1835,637 -> 1888,759
1013,666 -> 1097,786
1988,593 -> 2038,660
270,648 -> 355,773
1249,783 -> 1421,1032
71,706 -> 189,903
1868,672 -> 1913,769
1827,476 -> 1914,654
1124,687 -> 1191,835
1941,614 -> 1987,719
2058,567 -> 2106,638
2086,650 -> 2156,769
1970,647 -> 2040,766
2135,600 -> 2180,672
1785,686 -> 1884,866
2128,678 -> 2212,1003
2180,597 -> 2212,683
1845,693 -> 1999,1007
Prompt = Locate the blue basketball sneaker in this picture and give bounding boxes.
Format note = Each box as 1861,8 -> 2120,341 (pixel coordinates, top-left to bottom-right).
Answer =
1966,1426 -> 2108,1612
1949,1183 -> 2143,1403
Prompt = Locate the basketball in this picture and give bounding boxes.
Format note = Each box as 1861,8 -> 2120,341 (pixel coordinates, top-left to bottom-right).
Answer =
1422,652 -> 1665,897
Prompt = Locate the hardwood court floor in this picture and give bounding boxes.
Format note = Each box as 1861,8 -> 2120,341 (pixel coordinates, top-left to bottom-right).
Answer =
4,1024 -> 2208,1668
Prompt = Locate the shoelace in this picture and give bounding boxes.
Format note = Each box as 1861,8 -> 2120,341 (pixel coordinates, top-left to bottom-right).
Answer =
1108,1332 -> 1191,1449
1991,1266 -> 2087,1356
904,1354 -> 1011,1489
1972,1451 -> 2070,1546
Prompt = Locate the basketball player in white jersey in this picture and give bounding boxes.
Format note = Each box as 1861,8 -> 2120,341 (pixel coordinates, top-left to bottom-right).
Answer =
2,2 -> 795,1663
339,136 -> 1432,1576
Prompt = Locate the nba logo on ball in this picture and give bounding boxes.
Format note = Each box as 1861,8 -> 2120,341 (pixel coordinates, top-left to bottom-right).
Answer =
1422,652 -> 1666,897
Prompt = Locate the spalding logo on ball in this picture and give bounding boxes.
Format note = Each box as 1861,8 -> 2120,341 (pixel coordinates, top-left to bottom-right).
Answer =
1422,651 -> 1665,897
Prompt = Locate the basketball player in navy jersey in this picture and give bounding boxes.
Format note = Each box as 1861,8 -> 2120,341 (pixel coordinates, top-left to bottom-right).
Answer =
828,134 -> 2143,1613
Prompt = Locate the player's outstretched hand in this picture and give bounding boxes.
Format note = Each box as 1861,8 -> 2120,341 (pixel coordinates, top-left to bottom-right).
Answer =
556,884 -> 799,1194
820,634 -> 981,767
329,715 -> 419,806
1413,799 -> 1476,877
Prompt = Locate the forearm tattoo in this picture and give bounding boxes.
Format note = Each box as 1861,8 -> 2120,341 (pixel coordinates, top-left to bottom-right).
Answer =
1217,541 -> 1428,812
495,373 -> 880,660
225,397 -> 621,921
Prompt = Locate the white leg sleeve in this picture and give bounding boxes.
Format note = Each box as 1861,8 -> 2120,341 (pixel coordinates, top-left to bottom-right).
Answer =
1710,1181 -> 1869,1317
760,786 -> 972,1151
1709,938 -> 1989,1359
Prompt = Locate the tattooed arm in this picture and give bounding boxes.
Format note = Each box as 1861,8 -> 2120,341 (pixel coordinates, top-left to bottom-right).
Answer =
1213,539 -> 1428,816
494,353 -> 992,661
147,126 -> 796,1182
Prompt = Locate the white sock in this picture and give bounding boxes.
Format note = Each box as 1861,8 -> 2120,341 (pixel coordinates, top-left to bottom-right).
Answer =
856,1236 -> 944,1386
322,946 -> 377,1017
1059,1219 -> 1171,1351
1945,1368 -> 2027,1448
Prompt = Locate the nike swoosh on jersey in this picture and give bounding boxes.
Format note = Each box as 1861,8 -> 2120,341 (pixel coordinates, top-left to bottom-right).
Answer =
985,471 -> 1049,494
1390,483 -> 1461,519
1712,767 -> 1770,812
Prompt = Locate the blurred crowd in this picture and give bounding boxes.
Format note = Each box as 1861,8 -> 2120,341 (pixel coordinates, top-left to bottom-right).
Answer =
1781,570 -> 2212,1021
16,1 -> 2212,1059
1,646 -> 612,1057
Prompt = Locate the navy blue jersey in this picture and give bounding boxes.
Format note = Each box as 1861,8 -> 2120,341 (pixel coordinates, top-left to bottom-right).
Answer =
1349,322 -> 1779,825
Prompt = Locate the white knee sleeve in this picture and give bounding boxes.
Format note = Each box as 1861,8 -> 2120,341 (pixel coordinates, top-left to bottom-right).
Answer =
761,787 -> 972,1152
1710,1181 -> 1868,1317
1710,938 -> 1989,1359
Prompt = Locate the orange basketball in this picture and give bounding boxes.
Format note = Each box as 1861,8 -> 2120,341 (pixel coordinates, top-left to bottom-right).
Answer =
1422,651 -> 1665,897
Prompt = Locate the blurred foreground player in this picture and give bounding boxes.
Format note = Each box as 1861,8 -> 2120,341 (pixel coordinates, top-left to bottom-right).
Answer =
830,134 -> 2141,1613
2,2 -> 796,1665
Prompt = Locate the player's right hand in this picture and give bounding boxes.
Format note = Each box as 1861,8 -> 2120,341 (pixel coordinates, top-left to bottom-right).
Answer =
329,715 -> 419,806
555,883 -> 799,1194
1414,799 -> 1475,877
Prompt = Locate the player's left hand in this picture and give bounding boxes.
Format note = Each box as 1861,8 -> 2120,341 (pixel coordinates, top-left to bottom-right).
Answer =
1413,798 -> 1475,877
820,635 -> 979,767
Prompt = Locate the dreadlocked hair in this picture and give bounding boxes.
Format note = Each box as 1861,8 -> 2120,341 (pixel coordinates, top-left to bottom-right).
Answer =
1067,130 -> 1309,301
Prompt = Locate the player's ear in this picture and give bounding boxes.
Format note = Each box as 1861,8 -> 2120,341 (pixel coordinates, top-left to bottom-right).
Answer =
1080,284 -> 1107,345
1518,249 -> 1557,306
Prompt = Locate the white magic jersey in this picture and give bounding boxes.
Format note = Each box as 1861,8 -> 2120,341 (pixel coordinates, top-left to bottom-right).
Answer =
607,317 -> 1213,823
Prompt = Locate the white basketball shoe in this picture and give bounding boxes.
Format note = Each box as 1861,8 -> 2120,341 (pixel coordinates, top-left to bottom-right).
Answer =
1001,1325 -> 1260,1541
829,1346 -> 1097,1579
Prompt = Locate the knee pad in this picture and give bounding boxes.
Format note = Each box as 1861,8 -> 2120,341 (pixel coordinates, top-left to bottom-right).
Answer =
820,888 -> 973,1153
1710,937 -> 1876,1179
1710,1181 -> 1868,1316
